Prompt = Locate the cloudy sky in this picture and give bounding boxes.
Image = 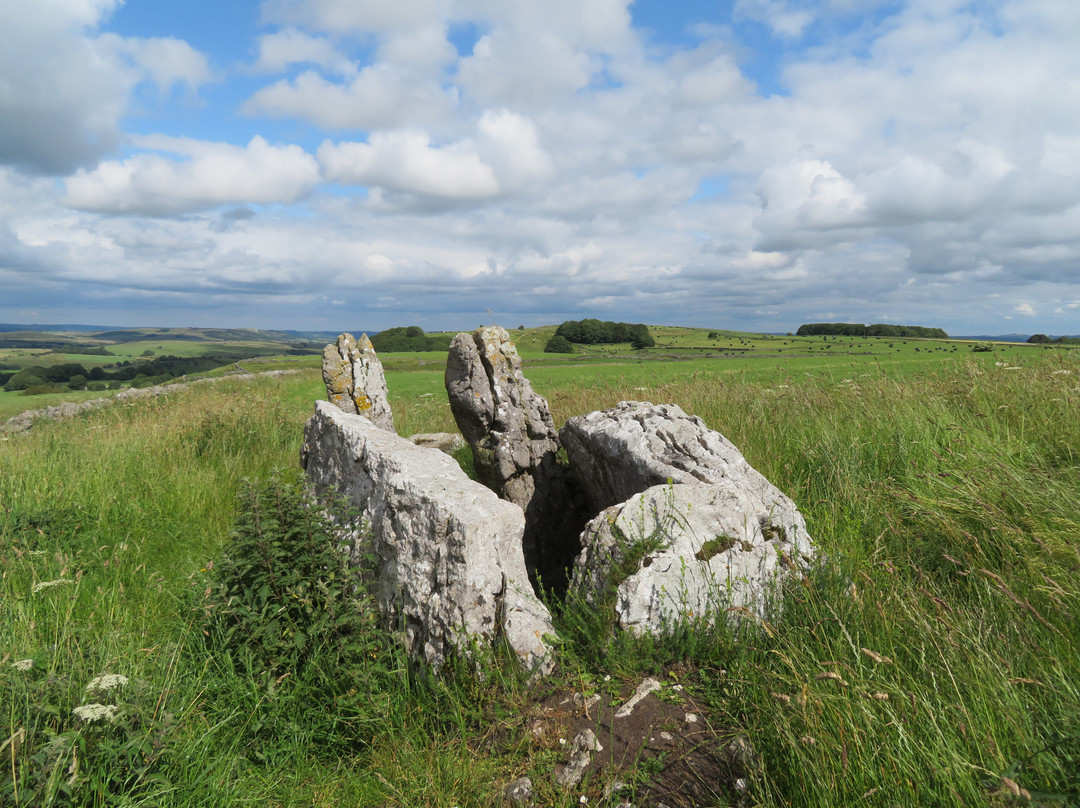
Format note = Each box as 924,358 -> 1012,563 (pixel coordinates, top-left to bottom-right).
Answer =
1,0 -> 1078,334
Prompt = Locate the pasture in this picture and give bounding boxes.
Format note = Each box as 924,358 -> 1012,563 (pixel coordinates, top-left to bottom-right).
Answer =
2,329 -> 1078,807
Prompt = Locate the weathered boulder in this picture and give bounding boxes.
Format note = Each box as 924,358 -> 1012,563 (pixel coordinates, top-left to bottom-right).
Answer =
321,333 -> 394,431
301,400 -> 555,676
446,326 -> 587,591
562,402 -> 813,634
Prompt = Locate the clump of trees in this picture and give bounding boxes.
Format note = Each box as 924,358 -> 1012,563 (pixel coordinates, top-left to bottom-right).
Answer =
543,335 -> 574,353
796,323 -> 948,338
552,319 -> 655,349
1028,333 -> 1080,345
370,326 -> 451,353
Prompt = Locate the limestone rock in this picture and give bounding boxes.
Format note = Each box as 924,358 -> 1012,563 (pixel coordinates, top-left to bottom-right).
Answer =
446,326 -> 587,590
301,400 -> 555,676
503,776 -> 534,806
561,401 -> 794,513
554,729 -> 602,788
563,402 -> 813,634
321,333 -> 394,431
408,432 -> 466,455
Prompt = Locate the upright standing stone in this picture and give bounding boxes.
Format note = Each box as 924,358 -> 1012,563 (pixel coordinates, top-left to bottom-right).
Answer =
445,326 -> 587,591
321,332 -> 395,432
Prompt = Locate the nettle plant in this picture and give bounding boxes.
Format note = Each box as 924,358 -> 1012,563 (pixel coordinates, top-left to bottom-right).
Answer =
199,475 -> 394,760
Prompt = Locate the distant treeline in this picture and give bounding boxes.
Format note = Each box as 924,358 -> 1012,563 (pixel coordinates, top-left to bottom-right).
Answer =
796,323 -> 949,338
554,319 -> 655,347
1,353 -> 253,393
370,326 -> 452,353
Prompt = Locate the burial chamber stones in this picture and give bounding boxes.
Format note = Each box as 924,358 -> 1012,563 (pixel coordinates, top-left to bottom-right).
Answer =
301,400 -> 556,676
304,331 -> 814,676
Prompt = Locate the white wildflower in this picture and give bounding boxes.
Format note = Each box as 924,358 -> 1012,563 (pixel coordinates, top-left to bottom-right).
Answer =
670,684 -> 684,691
559,737 -> 567,745
86,674 -> 129,694
72,703 -> 118,723
32,578 -> 74,594
11,659 -> 34,672
603,675 -> 611,682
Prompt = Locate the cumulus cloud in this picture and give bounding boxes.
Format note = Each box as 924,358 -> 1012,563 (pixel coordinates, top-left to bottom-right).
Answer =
319,131 -> 499,199
261,0 -> 443,34
0,1 -> 213,176
0,1 -> 128,174
244,66 -> 456,130
251,28 -> 356,75
63,136 -> 320,216
98,33 -> 212,91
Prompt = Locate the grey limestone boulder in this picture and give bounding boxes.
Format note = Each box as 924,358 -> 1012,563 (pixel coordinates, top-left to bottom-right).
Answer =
301,400 -> 555,676
446,326 -> 587,590
562,401 -> 814,634
321,332 -> 394,431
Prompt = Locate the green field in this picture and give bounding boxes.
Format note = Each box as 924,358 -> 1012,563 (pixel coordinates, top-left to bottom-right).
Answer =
2,328 -> 1079,806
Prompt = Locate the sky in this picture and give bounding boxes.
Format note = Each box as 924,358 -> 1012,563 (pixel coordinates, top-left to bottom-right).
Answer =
1,0 -> 1079,335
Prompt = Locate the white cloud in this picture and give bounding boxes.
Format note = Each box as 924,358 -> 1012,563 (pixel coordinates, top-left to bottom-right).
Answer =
251,28 -> 356,75
63,136 -> 320,216
1015,303 -> 1035,316
0,1 -> 212,175
244,66 -> 456,130
260,0 -> 443,34
319,131 -> 499,199
98,33 -> 212,91
0,1 -> 127,174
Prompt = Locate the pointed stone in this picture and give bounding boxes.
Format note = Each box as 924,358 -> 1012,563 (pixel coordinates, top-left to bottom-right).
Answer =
321,332 -> 394,431
445,326 -> 587,591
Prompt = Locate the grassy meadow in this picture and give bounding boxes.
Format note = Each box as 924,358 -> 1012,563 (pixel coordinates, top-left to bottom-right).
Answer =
2,331 -> 1079,806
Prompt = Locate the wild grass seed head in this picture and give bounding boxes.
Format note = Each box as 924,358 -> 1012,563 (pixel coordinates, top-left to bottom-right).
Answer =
32,578 -> 74,593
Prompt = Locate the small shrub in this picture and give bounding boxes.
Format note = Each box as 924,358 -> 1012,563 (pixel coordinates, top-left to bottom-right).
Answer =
973,341 -> 995,352
200,476 -> 394,760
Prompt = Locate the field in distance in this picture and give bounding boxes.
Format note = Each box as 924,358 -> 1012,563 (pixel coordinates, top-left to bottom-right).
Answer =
1,323 -> 1064,422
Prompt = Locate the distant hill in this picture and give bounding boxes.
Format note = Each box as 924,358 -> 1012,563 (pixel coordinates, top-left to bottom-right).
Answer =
953,334 -> 1033,343
0,323 -> 112,333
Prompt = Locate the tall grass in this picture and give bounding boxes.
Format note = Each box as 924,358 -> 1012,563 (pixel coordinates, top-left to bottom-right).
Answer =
2,355 -> 1078,805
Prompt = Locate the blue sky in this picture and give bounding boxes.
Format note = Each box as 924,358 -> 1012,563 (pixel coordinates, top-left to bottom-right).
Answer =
1,0 -> 1078,334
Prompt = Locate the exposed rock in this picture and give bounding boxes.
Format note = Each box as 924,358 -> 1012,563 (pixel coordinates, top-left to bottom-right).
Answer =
616,677 -> 662,718
321,332 -> 394,431
503,776 -> 534,806
563,402 -> 813,634
445,326 -> 587,591
408,432 -> 466,455
301,400 -> 555,677
554,729 -> 603,788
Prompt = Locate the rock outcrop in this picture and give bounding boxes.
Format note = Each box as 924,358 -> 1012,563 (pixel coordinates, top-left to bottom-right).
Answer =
562,401 -> 814,634
445,326 -> 587,591
322,332 -> 394,431
301,400 -> 555,676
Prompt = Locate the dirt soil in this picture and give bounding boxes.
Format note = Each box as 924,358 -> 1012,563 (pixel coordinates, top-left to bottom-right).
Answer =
508,672 -> 752,807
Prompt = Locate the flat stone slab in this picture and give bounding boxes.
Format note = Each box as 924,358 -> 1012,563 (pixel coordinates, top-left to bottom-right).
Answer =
302,400 -> 555,676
